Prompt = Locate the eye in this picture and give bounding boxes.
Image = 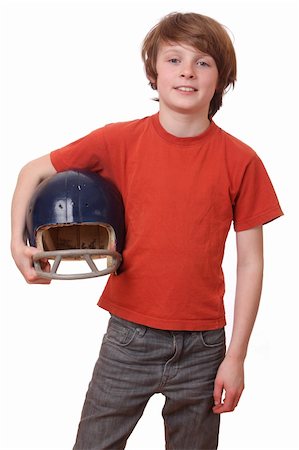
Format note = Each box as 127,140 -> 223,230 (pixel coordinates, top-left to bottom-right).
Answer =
197,60 -> 210,67
168,58 -> 180,64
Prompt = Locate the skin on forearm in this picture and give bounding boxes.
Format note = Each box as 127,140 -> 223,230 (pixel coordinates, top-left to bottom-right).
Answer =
213,226 -> 263,414
226,237 -> 264,361
11,154 -> 56,282
11,165 -> 37,248
11,155 -> 56,247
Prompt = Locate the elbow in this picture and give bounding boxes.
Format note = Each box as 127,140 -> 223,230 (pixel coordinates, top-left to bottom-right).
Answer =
19,155 -> 56,185
237,257 -> 264,274
237,258 -> 264,287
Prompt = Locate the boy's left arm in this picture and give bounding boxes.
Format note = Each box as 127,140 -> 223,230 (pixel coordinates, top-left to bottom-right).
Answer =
213,226 -> 264,414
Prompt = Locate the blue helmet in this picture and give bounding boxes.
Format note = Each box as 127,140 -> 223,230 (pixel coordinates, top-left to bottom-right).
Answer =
26,170 -> 125,280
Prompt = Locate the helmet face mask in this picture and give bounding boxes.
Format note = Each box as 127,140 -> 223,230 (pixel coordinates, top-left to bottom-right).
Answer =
27,170 -> 125,280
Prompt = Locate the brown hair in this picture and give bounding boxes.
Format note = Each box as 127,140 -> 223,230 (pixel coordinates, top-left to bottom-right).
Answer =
141,12 -> 237,117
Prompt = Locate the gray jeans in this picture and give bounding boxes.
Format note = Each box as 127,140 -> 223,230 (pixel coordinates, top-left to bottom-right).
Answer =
73,315 -> 226,450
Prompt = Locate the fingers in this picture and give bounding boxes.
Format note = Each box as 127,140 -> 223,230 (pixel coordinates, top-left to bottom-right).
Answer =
213,384 -> 243,414
12,243 -> 51,284
23,265 -> 51,284
212,357 -> 245,414
21,246 -> 51,284
213,379 -> 223,410
213,393 -> 238,414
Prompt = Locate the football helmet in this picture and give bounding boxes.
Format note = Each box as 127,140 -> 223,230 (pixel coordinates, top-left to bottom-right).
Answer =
26,170 -> 125,280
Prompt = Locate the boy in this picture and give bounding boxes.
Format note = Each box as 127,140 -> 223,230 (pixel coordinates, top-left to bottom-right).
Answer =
11,12 -> 283,450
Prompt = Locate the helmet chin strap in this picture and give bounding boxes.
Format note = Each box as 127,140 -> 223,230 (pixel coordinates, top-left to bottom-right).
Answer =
33,249 -> 122,280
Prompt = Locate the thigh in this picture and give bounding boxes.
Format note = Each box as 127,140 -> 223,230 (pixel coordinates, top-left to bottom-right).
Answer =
162,329 -> 226,450
73,316 -> 156,450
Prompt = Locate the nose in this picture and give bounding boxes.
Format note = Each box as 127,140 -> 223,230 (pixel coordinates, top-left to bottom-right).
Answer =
180,63 -> 195,79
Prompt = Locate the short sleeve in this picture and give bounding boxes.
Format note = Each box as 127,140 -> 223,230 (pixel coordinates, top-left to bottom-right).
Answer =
233,155 -> 283,232
50,127 -> 107,173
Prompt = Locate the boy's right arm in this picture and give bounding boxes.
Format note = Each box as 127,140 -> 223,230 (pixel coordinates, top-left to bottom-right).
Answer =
11,154 -> 57,284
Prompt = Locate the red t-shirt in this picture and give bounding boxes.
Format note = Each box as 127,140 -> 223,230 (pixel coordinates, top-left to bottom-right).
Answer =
50,113 -> 283,330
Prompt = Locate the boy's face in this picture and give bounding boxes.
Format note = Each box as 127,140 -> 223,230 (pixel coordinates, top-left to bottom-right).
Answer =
153,42 -> 219,117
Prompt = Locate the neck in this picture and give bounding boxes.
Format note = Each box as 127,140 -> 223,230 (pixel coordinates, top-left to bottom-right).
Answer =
158,109 -> 211,138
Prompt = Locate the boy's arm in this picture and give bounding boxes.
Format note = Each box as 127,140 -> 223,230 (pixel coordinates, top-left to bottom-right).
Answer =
11,154 -> 57,284
213,226 -> 263,414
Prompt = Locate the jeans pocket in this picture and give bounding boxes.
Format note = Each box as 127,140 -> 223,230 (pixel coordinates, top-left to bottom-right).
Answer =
200,328 -> 225,348
103,316 -> 147,347
104,322 -> 137,347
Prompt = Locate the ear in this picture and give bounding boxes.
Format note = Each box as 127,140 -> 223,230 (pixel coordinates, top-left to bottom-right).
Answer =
148,76 -> 157,90
149,82 -> 157,90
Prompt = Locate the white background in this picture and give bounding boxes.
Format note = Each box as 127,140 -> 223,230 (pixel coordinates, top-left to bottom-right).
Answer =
1,0 -> 299,449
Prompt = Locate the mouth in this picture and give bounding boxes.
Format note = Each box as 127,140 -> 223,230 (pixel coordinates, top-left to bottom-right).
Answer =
175,86 -> 198,92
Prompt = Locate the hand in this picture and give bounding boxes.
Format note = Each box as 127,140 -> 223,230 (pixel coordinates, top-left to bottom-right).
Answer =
213,355 -> 245,414
11,243 -> 51,284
